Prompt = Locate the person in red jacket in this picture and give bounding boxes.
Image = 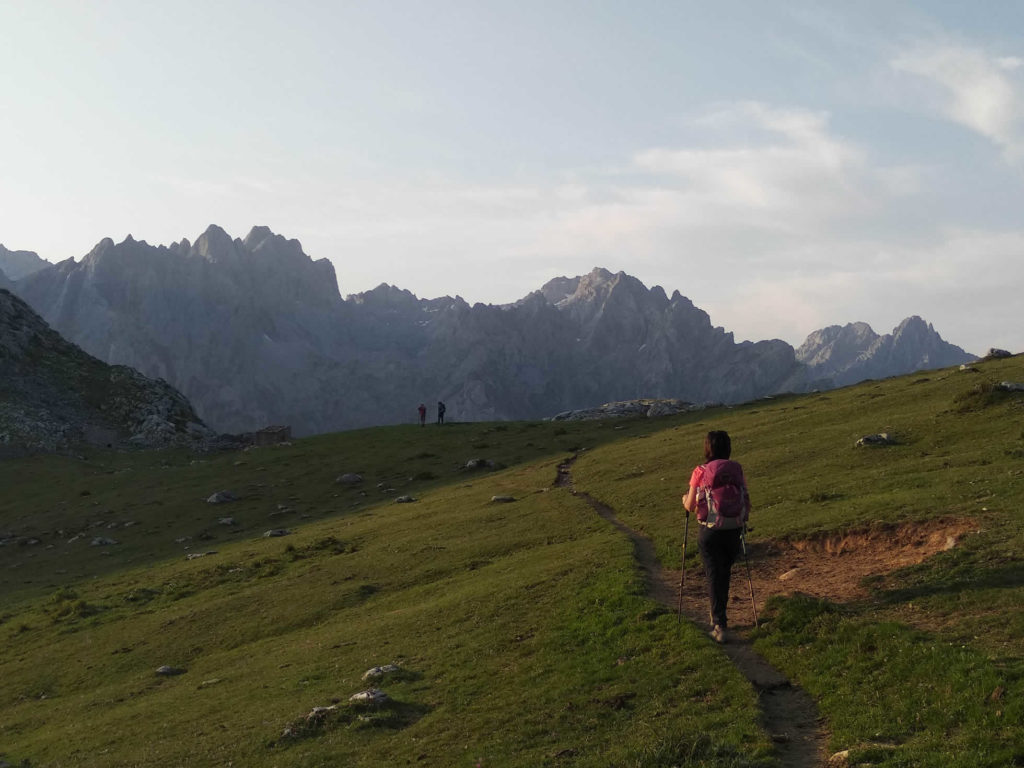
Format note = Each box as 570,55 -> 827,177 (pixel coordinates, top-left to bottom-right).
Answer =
417,403 -> 426,427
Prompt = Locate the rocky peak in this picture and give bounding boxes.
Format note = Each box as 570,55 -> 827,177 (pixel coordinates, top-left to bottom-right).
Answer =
796,322 -> 879,368
192,224 -> 238,263
798,316 -> 974,387
243,226 -> 307,262
349,283 -> 420,310
0,245 -> 51,281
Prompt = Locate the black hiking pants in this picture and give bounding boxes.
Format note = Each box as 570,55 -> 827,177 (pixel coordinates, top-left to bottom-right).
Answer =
697,526 -> 742,628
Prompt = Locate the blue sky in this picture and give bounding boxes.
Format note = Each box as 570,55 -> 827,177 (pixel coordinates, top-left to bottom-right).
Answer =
2,1 -> 1022,353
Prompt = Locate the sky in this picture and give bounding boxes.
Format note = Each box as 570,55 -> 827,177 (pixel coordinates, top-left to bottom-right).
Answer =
1,1 -> 1022,355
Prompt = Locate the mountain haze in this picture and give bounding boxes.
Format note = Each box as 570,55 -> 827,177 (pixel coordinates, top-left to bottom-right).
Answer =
10,226 -> 975,434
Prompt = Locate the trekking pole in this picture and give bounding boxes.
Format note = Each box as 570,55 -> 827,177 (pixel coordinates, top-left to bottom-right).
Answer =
676,512 -> 690,623
741,526 -> 758,628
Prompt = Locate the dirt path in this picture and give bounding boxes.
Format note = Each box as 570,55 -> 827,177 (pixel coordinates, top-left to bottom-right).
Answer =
556,458 -> 828,768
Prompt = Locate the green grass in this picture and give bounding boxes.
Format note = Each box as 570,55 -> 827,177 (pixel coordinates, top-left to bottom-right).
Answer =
570,357 -> 1024,766
2,358 -> 1023,766
0,423 -> 770,767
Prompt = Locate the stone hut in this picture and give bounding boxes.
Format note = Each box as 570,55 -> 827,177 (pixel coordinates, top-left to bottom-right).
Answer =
253,425 -> 291,446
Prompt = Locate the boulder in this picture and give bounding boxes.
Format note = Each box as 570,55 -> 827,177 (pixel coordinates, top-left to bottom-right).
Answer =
336,473 -> 363,485
90,536 -> 118,546
985,348 -> 1012,359
206,490 -> 238,504
855,433 -> 896,447
394,495 -> 416,504
362,664 -> 401,681
465,458 -> 494,470
263,529 -> 292,537
490,495 -> 515,503
349,689 -> 389,707
997,381 -> 1024,392
155,665 -> 186,676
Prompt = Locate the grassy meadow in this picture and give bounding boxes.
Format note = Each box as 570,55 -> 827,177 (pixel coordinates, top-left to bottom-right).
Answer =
1,356 -> 1022,766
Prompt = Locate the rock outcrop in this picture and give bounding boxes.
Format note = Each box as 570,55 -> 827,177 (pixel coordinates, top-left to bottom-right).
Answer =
0,288 -> 213,454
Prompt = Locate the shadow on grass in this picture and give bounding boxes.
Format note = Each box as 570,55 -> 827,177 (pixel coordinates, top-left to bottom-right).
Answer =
872,559 -> 1024,606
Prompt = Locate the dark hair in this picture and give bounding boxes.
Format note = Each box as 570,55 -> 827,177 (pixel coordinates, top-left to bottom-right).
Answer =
704,430 -> 732,462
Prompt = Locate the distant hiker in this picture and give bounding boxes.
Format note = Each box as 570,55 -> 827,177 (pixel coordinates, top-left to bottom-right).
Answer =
437,401 -> 446,425
417,403 -> 426,427
682,430 -> 751,644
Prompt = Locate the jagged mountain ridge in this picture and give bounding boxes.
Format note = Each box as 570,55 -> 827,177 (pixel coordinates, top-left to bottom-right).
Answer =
0,288 -> 213,454
796,318 -> 974,387
9,226 -> 974,434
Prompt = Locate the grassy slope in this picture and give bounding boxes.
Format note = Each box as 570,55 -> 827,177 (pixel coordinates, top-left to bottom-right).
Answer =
2,359 -> 1021,766
1,421 -> 768,767
573,357 -> 1024,766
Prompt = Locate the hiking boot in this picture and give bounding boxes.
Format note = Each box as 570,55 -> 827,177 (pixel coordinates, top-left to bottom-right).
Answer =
710,625 -> 725,644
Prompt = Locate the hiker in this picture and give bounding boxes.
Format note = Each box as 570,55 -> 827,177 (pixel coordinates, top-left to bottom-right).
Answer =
417,403 -> 426,427
437,401 -> 446,425
682,430 -> 751,644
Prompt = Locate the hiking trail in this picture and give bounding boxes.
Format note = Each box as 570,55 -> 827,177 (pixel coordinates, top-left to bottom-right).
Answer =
555,457 -> 828,768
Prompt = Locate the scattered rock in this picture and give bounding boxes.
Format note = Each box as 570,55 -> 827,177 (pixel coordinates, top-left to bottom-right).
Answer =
465,458 -> 494,470
552,398 -> 695,421
217,517 -> 236,526
997,381 -> 1024,392
855,432 -> 896,447
206,490 -> 238,504
778,568 -> 800,581
264,529 -> 292,537
394,495 -> 416,504
490,495 -> 515,503
336,473 -> 363,485
349,689 -> 389,707
828,749 -> 849,765
90,536 -> 118,546
362,664 -> 401,681
985,348 -> 1012,359
155,665 -> 186,676
959,364 -> 980,373
197,678 -> 222,689
185,551 -> 217,560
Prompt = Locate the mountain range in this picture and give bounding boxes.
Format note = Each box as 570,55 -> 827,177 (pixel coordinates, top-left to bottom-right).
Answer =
1,226 -> 976,435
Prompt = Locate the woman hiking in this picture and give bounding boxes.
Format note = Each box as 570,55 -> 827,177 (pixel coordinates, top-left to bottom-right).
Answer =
682,430 -> 751,644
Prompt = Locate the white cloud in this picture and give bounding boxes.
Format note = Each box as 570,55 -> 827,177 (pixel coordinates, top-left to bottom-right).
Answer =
892,43 -> 1024,160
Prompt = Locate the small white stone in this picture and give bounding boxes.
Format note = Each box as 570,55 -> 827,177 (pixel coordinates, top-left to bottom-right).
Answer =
349,689 -> 389,707
362,664 -> 401,681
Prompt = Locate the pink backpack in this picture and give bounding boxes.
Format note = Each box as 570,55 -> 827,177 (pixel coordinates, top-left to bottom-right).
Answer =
696,459 -> 749,530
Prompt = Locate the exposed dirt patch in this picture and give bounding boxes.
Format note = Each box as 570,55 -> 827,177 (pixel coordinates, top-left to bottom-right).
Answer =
673,518 -> 982,623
